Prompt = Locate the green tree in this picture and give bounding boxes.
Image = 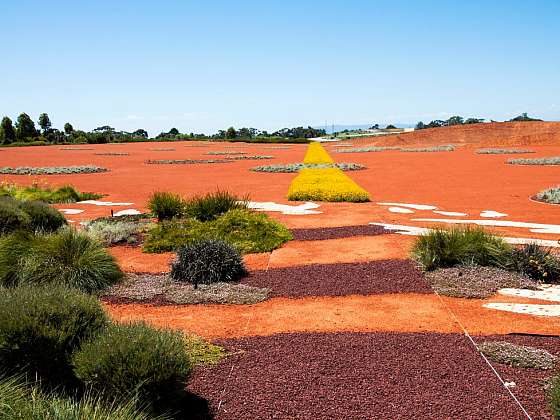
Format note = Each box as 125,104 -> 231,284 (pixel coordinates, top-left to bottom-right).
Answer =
133,129 -> 148,138
385,124 -> 397,129
168,128 -> 179,136
64,122 -> 74,134
226,127 -> 237,139
15,113 -> 38,141
446,116 -> 464,126
0,117 -> 16,144
38,113 -> 52,133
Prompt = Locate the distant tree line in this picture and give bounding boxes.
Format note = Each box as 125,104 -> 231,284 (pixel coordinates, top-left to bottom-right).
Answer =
155,125 -> 326,140
415,113 -> 543,130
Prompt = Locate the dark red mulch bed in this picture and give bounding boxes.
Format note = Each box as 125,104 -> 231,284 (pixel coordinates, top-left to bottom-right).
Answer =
290,224 -> 390,241
188,332 -> 525,419
474,334 -> 560,419
242,259 -> 432,297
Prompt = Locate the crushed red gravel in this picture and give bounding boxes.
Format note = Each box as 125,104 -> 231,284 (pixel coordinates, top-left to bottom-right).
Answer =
474,334 -> 560,419
242,259 -> 432,297
290,224 -> 389,241
188,332 -> 524,419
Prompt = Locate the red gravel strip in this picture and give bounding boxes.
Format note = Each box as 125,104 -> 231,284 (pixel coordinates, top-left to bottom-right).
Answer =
188,332 -> 524,419
290,224 -> 389,241
474,334 -> 560,419
242,259 -> 432,297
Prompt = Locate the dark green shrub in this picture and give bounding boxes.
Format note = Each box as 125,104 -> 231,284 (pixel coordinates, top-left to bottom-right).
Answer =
0,196 -> 30,234
505,243 -> 560,283
411,226 -> 512,271
0,231 -> 37,287
143,209 -> 293,253
73,322 -> 192,409
147,191 -> 185,221
0,285 -> 108,390
19,229 -> 123,293
184,190 -> 248,222
18,200 -> 67,232
549,375 -> 560,419
171,239 -> 247,287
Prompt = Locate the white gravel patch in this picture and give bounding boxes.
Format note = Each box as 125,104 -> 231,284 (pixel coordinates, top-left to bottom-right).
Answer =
433,210 -> 468,217
59,209 -> 84,215
246,201 -> 322,215
78,200 -> 133,206
377,202 -> 437,210
483,303 -> 560,317
498,285 -> 560,302
481,210 -> 508,218
411,218 -> 560,235
113,209 -> 142,216
388,206 -> 415,214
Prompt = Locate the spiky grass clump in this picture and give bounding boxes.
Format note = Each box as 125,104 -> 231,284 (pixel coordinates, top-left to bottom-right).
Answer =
0,229 -> 123,292
411,226 -> 512,271
72,321 -> 192,410
505,243 -> 560,283
0,284 -> 108,389
171,239 -> 247,287
0,166 -> 108,175
536,186 -> 560,204
0,197 -> 31,235
476,148 -> 535,154
478,341 -> 558,369
508,157 -> 560,165
147,191 -> 185,221
184,190 -> 248,222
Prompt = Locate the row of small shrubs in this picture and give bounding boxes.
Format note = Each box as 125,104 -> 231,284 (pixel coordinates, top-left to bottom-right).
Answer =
0,182 -> 101,203
0,196 -> 66,234
146,158 -> 230,165
251,162 -> 366,172
0,165 -> 109,175
412,226 -> 560,283
508,157 -> 560,165
335,145 -> 455,153
476,148 -> 535,154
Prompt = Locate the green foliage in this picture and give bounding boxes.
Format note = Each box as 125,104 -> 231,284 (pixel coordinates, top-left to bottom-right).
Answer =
38,113 -> 52,133
549,375 -> 560,419
143,209 -> 292,253
505,243 -> 560,283
85,219 -> 148,246
147,191 -> 185,221
184,335 -> 226,366
184,190 -> 248,222
0,165 -> 108,175
0,183 -> 101,203
171,239 -> 247,287
15,113 -> 38,141
411,226 -> 512,271
0,285 -> 108,389
0,375 -> 162,420
508,157 -> 560,166
0,197 -> 31,235
18,200 -> 67,232
536,186 -> 560,204
73,321 -> 192,409
476,148 -> 535,154
0,117 -> 16,144
251,162 -> 366,172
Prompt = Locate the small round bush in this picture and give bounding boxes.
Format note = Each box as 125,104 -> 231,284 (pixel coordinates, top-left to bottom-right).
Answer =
0,284 -> 108,390
18,200 -> 67,232
72,321 -> 192,408
184,190 -> 248,222
506,243 -> 560,283
148,191 -> 185,221
0,231 -> 37,287
171,239 -> 247,287
0,196 -> 30,234
19,229 -> 123,293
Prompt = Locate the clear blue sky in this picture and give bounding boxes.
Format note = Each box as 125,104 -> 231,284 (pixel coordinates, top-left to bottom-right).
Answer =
1,0 -> 559,135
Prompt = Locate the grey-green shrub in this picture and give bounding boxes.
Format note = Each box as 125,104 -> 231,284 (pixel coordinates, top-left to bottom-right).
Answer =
508,157 -> 560,165
476,148 -> 535,154
171,239 -> 247,287
73,322 -> 192,409
0,165 -> 108,175
400,145 -> 455,152
251,162 -> 366,172
85,219 -> 146,246
0,284 -> 108,389
335,146 -> 401,153
0,197 -> 30,234
147,191 -> 185,221
536,186 -> 560,204
18,200 -> 67,233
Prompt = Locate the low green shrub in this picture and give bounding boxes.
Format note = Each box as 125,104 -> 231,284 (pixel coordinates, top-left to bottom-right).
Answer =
0,375 -> 160,420
143,209 -> 292,253
171,239 -> 247,287
549,375 -> 560,419
476,148 -> 535,154
411,226 -> 512,271
85,219 -> 147,246
147,191 -> 185,221
0,183 -> 101,203
251,162 -> 366,172
19,200 -> 67,233
73,321 -> 192,409
478,341 -> 558,369
0,285 -> 108,389
508,157 -> 560,165
536,186 -> 560,204
400,145 -> 455,152
184,190 -> 248,222
505,243 -> 560,283
0,197 -> 30,234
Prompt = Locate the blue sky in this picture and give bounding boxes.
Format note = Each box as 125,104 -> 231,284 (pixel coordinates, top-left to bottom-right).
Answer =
1,0 -> 559,135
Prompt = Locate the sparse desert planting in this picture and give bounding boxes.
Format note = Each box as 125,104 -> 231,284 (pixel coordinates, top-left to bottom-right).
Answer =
94,152 -> 129,156
206,150 -> 247,155
335,146 -> 401,153
536,186 -> 560,204
84,217 -> 150,246
476,148 -> 535,154
478,341 -> 558,369
399,145 -> 455,152
0,182 -> 101,203
146,158 -> 231,164
508,157 -> 560,165
251,162 -> 366,172
0,165 -> 108,175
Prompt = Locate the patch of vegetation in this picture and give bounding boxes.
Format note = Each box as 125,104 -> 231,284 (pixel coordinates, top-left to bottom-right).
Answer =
105,273 -> 269,305
287,168 -> 370,202
206,151 -> 247,155
335,146 -> 401,153
148,191 -> 185,221
505,243 -> 560,283
146,158 -> 231,164
224,155 -> 274,160
0,229 -> 123,292
400,145 -> 455,152
84,218 -> 150,246
143,209 -> 292,253
149,148 -> 175,151
549,375 -> 560,418
476,148 -> 535,154
184,190 -> 248,222
60,147 -> 94,150
303,142 -> 334,164
425,265 -> 538,299
478,341 -> 558,369
184,335 -> 226,366
72,321 -> 192,410
0,196 -> 67,234
0,182 -> 101,203
508,157 -> 560,165
171,240 -> 247,287
0,165 -> 108,175
251,162 -> 366,172
536,186 -> 560,204
94,152 -> 129,156
0,284 -> 108,389
411,226 -> 512,271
